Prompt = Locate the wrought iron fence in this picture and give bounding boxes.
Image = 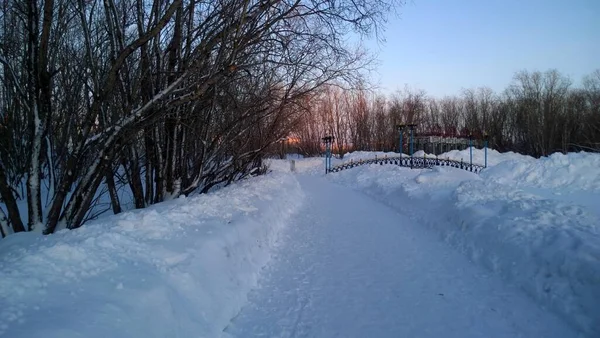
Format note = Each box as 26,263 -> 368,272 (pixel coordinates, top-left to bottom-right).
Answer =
328,156 -> 485,174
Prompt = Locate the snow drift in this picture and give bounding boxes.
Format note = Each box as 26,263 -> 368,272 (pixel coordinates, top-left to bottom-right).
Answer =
328,149 -> 600,336
0,169 -> 303,337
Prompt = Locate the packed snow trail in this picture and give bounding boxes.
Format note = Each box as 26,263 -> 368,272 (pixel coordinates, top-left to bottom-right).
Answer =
224,175 -> 577,337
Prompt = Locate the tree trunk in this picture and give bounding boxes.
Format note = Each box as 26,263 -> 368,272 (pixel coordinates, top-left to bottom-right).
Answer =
121,148 -> 145,209
105,166 -> 121,214
0,207 -> 10,238
0,162 -> 25,233
144,130 -> 155,205
154,127 -> 165,203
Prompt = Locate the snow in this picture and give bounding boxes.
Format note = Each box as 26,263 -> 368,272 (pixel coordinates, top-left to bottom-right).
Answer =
327,149 -> 600,336
436,148 -> 533,166
0,169 -> 303,337
267,157 -> 323,174
336,148 -> 532,167
1,148 -> 597,337
481,151 -> 600,191
224,175 -> 577,337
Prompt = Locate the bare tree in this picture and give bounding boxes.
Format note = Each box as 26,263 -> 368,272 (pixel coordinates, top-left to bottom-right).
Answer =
0,0 -> 399,237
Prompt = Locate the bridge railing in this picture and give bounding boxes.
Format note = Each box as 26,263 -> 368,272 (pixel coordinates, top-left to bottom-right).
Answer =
328,155 -> 485,174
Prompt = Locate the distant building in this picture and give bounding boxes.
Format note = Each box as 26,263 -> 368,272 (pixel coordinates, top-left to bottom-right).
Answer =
411,127 -> 478,155
414,134 -> 469,155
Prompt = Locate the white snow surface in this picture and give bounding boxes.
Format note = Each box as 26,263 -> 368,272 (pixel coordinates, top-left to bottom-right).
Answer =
225,175 -> 577,337
0,170 -> 303,337
481,151 -> 600,191
339,148 -> 532,167
1,149 -> 598,337
327,149 -> 600,336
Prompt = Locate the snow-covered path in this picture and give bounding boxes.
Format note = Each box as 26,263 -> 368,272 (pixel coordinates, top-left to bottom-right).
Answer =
224,175 -> 577,338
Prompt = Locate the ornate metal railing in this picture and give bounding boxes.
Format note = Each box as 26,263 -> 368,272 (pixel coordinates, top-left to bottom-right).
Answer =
328,155 -> 485,174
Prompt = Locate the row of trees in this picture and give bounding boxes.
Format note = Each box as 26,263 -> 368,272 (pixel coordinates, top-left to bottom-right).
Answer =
294,69 -> 600,157
0,0 -> 397,237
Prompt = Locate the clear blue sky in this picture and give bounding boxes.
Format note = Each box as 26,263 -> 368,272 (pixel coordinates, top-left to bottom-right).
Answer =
365,0 -> 600,97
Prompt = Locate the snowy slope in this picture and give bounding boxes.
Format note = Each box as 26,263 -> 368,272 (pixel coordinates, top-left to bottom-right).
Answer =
0,169 -> 303,337
326,149 -> 600,336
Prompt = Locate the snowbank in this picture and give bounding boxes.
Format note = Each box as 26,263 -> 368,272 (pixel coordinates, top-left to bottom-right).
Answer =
341,150 -> 399,162
267,157 -> 323,174
335,148 -> 532,168
328,149 -> 600,336
439,148 -> 533,166
482,152 -> 600,192
0,169 -> 303,337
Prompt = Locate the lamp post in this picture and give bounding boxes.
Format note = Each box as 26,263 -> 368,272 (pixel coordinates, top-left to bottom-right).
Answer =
397,124 -> 406,157
322,136 -> 334,174
483,131 -> 489,168
407,124 -> 417,168
468,132 -> 473,166
407,124 -> 417,157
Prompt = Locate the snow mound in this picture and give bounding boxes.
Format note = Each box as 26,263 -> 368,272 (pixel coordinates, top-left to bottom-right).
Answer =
440,148 -> 533,166
342,151 -> 399,163
412,150 -> 434,158
452,178 -> 600,335
328,150 -> 600,336
481,151 -> 600,192
0,170 -> 303,337
267,157 -> 324,174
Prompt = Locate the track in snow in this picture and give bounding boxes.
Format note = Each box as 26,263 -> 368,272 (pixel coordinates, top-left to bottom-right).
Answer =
223,175 -> 577,338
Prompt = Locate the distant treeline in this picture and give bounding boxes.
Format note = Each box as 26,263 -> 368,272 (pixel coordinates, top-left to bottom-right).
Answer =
294,69 -> 600,157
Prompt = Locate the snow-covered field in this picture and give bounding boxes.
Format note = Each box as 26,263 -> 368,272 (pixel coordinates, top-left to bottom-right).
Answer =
1,148 -> 598,337
0,169 -> 303,337
328,149 -> 600,336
